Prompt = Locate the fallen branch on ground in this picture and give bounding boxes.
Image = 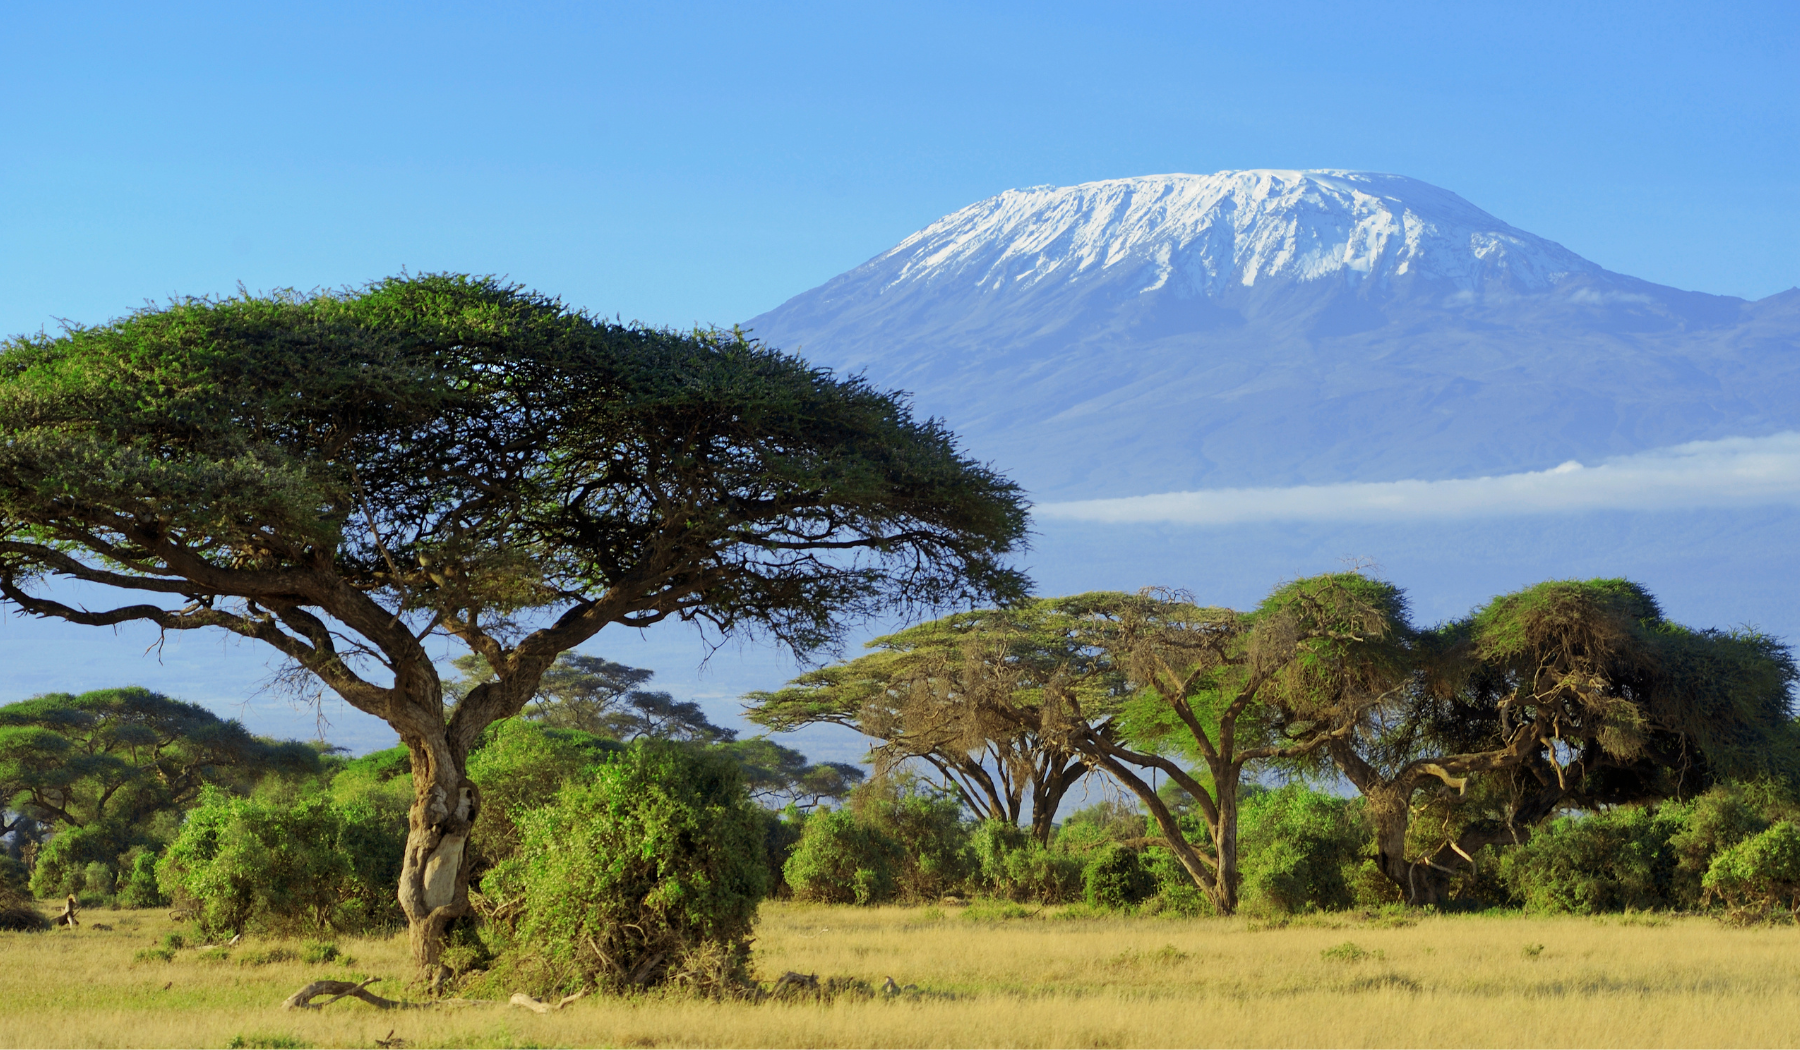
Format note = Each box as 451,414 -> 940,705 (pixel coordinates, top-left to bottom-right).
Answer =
508,991 -> 587,1014
283,978 -> 415,1011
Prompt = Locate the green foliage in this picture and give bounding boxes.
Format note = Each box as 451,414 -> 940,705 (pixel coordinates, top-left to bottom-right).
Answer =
1662,782 -> 1788,906
967,820 -> 1083,904
759,807 -> 806,899
29,824 -> 119,899
1083,844 -> 1155,910
485,740 -> 767,995
1055,799 -> 1149,855
1704,822 -> 1800,920
155,786 -> 404,936
1320,941 -> 1380,962
2,688 -> 316,899
116,850 -> 168,908
1237,786 -> 1366,915
464,718 -> 622,878
1500,807 -> 1681,914
783,809 -> 902,905
849,775 -> 972,901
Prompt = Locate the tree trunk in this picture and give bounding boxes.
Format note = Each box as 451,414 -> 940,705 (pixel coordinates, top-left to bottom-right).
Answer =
395,728 -> 481,990
1209,768 -> 1241,915
1363,783 -> 1449,906
1027,755 -> 1086,846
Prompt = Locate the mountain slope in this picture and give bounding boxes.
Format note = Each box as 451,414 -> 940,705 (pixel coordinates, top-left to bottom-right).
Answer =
748,170 -> 1800,501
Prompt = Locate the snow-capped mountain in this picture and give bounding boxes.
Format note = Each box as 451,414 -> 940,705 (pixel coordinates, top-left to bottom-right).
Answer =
749,170 -> 1800,501
870,170 -> 1596,297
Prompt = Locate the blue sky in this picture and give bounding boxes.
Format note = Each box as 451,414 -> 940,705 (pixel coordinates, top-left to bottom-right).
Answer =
0,1 -> 1795,754
2,0 -> 1795,346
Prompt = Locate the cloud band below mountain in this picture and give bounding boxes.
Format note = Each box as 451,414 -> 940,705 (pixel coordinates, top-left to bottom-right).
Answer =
1035,433 -> 1800,525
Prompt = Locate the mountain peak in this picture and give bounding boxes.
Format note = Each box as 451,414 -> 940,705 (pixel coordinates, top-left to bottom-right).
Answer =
877,169 -> 1600,298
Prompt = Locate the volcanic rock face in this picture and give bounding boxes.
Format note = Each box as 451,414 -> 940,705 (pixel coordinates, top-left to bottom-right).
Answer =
748,170 -> 1800,501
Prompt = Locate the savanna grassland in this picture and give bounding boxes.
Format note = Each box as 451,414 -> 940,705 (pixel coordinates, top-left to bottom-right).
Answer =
3,901 -> 1797,1049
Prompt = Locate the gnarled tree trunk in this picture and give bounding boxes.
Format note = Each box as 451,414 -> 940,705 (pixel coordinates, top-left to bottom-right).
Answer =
397,731 -> 480,988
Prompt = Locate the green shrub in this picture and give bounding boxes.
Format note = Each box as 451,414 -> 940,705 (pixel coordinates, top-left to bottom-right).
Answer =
1703,821 -> 1800,920
1664,784 -> 1780,907
968,820 -> 1082,903
29,824 -> 122,899
156,786 -> 404,936
1083,844 -> 1155,910
1142,844 -> 1215,916
463,719 -> 622,880
0,853 -> 29,897
760,807 -> 806,898
1236,785 -> 1365,914
849,775 -> 971,901
1055,800 -> 1148,855
487,740 -> 767,996
1499,806 -> 1679,914
81,860 -> 115,898
783,809 -> 902,905
116,850 -> 169,908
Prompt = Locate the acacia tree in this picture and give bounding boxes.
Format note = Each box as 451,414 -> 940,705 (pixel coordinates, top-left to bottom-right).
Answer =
1017,577 -> 1411,915
746,610 -> 1090,843
1327,579 -> 1800,905
0,688 -> 301,832
0,275 -> 1028,982
449,652 -> 738,743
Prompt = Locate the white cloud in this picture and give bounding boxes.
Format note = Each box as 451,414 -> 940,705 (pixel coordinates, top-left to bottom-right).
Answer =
1036,433 -> 1800,526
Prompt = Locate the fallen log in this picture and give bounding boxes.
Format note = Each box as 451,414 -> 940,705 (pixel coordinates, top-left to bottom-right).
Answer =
283,977 -> 412,1011
508,991 -> 586,1014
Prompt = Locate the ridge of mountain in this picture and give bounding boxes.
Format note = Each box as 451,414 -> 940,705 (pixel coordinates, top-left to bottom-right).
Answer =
747,171 -> 1800,502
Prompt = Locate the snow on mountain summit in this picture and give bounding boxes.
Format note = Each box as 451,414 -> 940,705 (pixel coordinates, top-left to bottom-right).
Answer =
877,170 -> 1600,297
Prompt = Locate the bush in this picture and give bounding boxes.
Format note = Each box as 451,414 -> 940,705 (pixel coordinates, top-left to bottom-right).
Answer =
486,740 -> 767,996
463,720 -> 622,880
1664,784 -> 1781,907
1056,800 -> 1147,855
1236,786 -> 1365,914
968,820 -> 1082,904
1141,845 -> 1214,916
1499,806 -> 1679,914
849,775 -> 972,902
784,809 -> 902,905
82,861 -> 115,898
1704,821 -> 1800,920
29,824 -> 123,899
156,787 -> 405,936
1083,844 -> 1155,910
116,850 -> 169,908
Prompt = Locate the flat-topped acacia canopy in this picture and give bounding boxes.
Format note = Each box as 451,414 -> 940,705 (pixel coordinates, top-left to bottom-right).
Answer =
0,273 -> 1030,980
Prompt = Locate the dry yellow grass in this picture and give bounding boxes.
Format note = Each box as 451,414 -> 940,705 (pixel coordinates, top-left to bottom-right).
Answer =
1,900 -> 1797,1048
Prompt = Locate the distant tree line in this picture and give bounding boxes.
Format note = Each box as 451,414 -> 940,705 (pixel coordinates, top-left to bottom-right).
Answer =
749,574 -> 1800,919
